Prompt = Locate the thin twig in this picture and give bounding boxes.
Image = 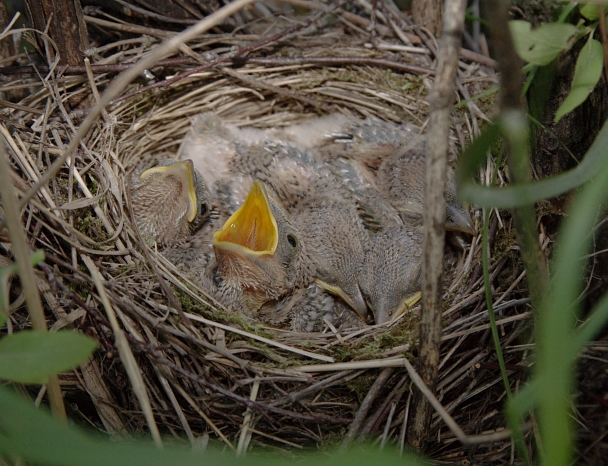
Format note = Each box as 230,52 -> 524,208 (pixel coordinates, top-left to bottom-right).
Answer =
237,379 -> 260,457
0,55 -> 434,77
185,312 -> 334,363
269,370 -> 356,407
110,0 -> 350,105
404,357 -> 515,444
295,357 -> 408,372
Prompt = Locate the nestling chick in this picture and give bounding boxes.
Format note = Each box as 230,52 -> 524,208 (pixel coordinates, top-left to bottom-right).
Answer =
326,118 -> 475,235
326,156 -> 403,232
290,283 -> 366,333
360,225 -> 423,325
180,112 -> 351,213
378,146 -> 475,234
319,116 -> 421,168
293,194 -> 371,321
212,181 -> 312,314
181,114 -> 305,214
130,159 -> 210,247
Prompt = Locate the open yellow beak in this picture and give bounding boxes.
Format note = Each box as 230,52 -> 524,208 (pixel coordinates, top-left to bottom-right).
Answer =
212,181 -> 279,257
140,160 -> 198,222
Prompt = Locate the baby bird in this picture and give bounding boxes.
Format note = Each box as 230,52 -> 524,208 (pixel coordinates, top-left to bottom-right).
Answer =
211,181 -> 312,314
178,114 -> 453,330
180,113 -> 354,214
130,159 -> 210,247
325,156 -> 403,233
179,113 -> 265,213
326,118 -> 475,235
360,225 -> 423,325
378,146 -> 475,235
293,194 -> 371,322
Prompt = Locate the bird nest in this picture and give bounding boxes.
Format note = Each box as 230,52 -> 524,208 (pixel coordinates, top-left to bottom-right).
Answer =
0,2 -> 532,462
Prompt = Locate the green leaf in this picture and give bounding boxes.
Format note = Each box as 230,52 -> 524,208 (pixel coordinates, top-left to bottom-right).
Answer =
509,20 -> 578,65
555,36 -> 604,122
580,3 -> 599,21
509,289 -> 608,431
0,261 -> 14,325
0,331 -> 98,384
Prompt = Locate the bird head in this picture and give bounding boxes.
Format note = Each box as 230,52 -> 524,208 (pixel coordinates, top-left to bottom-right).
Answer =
315,278 -> 369,322
294,195 -> 371,322
212,181 -> 306,312
360,226 -> 423,325
445,169 -> 475,235
213,181 -> 279,257
131,159 -> 210,247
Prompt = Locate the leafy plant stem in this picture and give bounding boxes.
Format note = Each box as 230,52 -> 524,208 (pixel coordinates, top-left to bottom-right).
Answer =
500,111 -> 550,310
557,2 -> 578,23
481,218 -> 508,389
598,5 -> 608,85
0,141 -> 66,421
521,64 -> 538,96
457,117 -> 608,208
537,160 -> 608,466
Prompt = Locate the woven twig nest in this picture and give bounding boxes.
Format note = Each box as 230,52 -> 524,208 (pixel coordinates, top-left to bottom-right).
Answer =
0,2 -> 532,462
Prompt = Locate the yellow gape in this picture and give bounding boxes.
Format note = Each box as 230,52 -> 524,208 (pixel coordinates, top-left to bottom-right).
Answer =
213,181 -> 279,257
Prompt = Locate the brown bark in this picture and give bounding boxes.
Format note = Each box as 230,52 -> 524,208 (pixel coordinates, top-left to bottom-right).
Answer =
24,0 -> 89,66
0,1 -> 15,65
412,0 -> 443,37
0,0 -> 27,101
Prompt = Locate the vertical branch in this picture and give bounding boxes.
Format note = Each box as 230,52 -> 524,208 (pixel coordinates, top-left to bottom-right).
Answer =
24,0 -> 89,66
408,0 -> 467,449
484,1 -> 550,463
0,3 -> 16,65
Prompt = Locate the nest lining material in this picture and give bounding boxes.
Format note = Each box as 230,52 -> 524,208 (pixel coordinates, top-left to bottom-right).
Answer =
0,3 -> 532,462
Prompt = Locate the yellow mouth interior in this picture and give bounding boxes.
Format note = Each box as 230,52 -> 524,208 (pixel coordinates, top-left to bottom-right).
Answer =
213,181 -> 279,256
140,160 -> 198,222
